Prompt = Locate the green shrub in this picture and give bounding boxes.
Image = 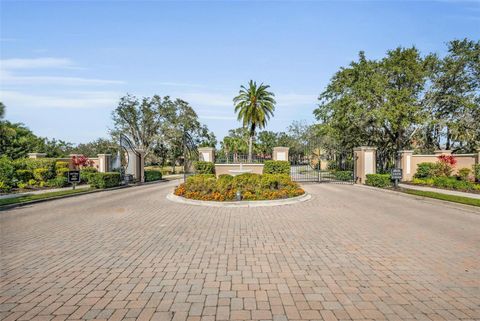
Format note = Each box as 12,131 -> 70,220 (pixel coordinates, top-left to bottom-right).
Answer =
260,174 -> 292,190
15,169 -> 34,182
217,174 -> 234,193
0,181 -> 12,193
56,167 -> 69,178
27,179 -> 37,187
13,158 -> 56,179
473,164 -> 480,182
145,170 -> 162,182
55,161 -> 69,169
366,174 -> 392,188
334,171 -> 353,181
193,161 -> 215,174
185,174 -> 217,194
412,177 -> 434,186
263,161 -> 291,175
0,157 -> 15,187
80,166 -> 98,183
89,172 -> 121,189
33,168 -> 50,182
232,173 -> 261,192
414,162 -> 437,178
46,176 -> 68,188
432,176 -> 475,191
457,168 -> 471,181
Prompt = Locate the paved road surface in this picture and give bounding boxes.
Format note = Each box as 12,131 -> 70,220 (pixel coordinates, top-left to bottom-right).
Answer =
1,181 -> 479,321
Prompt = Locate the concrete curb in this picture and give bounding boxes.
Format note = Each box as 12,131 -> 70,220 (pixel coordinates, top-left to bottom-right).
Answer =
0,179 -> 169,211
166,192 -> 311,208
354,184 -> 480,214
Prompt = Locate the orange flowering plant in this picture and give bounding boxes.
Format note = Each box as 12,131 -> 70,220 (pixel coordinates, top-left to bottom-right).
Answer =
174,173 -> 304,202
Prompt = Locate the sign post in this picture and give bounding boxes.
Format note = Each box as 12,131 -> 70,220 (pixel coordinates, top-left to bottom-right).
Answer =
391,168 -> 402,189
68,170 -> 81,190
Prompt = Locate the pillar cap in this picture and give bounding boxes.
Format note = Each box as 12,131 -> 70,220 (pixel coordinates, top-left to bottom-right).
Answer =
434,149 -> 452,155
398,150 -> 414,153
353,146 -> 377,151
97,154 -> 112,156
273,146 -> 289,150
28,152 -> 46,157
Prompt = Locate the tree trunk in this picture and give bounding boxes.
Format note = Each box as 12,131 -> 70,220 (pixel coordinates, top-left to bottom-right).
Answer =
248,135 -> 253,163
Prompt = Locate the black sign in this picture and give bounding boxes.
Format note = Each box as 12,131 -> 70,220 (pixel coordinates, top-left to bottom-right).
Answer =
391,168 -> 402,180
68,171 -> 81,183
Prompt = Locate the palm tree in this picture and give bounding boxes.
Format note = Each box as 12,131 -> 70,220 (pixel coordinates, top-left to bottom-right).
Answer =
233,80 -> 276,162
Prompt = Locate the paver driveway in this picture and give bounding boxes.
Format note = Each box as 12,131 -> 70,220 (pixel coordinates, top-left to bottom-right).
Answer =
1,181 -> 479,321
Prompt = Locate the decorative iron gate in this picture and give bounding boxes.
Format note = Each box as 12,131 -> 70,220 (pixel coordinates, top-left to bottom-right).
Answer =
289,142 -> 354,184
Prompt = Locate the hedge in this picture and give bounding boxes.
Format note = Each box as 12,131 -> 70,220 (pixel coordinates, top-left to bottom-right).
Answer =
414,162 -> 437,178
334,171 -> 353,181
263,160 -> 290,175
194,161 -> 215,174
88,172 -> 121,189
80,167 -> 98,183
145,170 -> 162,182
366,174 -> 392,188
15,169 -> 34,182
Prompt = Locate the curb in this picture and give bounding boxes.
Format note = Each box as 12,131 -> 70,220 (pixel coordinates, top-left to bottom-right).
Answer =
0,180 -> 169,211
166,192 -> 311,208
354,184 -> 480,214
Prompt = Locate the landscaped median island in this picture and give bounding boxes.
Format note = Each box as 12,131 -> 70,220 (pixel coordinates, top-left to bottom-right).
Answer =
174,173 -> 304,202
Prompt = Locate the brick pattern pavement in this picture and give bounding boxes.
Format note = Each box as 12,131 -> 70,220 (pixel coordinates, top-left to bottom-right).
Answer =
1,181 -> 479,321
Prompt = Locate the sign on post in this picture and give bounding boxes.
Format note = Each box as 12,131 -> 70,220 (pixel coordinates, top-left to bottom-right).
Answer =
391,168 -> 402,188
68,170 -> 81,189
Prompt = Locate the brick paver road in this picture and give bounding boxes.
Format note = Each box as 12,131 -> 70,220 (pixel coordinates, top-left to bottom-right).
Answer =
1,181 -> 479,321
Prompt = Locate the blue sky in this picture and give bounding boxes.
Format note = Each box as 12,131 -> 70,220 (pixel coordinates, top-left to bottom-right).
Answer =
1,1 -> 479,144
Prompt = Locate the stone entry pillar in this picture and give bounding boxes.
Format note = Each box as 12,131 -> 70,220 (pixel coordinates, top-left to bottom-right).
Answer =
97,154 -> 111,173
398,150 -> 414,181
28,153 -> 46,159
198,147 -> 215,163
125,149 -> 145,183
353,146 -> 377,184
273,147 -> 289,161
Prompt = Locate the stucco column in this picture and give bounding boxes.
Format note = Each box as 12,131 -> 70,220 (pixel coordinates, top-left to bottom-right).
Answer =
398,150 -> 414,181
476,148 -> 480,165
97,154 -> 111,173
353,146 -> 377,184
28,153 -> 46,159
198,147 -> 215,163
135,149 -> 145,183
273,147 -> 289,161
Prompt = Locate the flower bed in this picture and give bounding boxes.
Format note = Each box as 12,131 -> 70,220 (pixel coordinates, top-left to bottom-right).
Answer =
410,177 -> 480,194
174,173 -> 304,201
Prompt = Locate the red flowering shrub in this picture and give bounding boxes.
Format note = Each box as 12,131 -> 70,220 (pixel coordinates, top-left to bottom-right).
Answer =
435,155 -> 456,177
71,155 -> 94,169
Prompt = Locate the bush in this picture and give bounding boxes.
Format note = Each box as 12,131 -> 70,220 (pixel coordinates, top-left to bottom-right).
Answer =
13,158 -> 56,179
89,172 -> 121,189
80,167 -> 98,183
175,173 -> 304,201
414,162 -> 437,179
473,164 -> 480,182
55,161 -> 69,169
334,171 -> 353,181
193,161 -> 215,174
56,167 -> 69,178
0,157 -> 15,186
366,174 -> 392,188
263,160 -> 291,175
46,176 -> 68,188
0,181 -> 12,193
432,176 -> 476,191
145,170 -> 162,182
33,168 -> 50,182
15,169 -> 34,182
457,168 -> 471,181
232,173 -> 261,192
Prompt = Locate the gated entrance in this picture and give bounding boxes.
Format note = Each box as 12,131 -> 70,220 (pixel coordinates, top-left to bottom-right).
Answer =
289,142 -> 354,183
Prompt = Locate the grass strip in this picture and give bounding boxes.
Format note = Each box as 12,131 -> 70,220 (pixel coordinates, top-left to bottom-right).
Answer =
402,188 -> 480,207
0,188 -> 97,207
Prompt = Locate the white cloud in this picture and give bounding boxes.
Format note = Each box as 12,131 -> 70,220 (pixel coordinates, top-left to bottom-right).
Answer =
1,70 -> 125,86
0,90 -> 121,109
1,57 -> 75,69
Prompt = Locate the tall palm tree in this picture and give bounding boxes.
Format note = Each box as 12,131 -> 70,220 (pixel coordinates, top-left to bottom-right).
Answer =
233,80 -> 276,162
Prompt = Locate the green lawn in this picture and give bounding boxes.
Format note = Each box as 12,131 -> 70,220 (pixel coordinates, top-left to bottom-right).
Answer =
402,188 -> 480,207
0,188 -> 97,207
